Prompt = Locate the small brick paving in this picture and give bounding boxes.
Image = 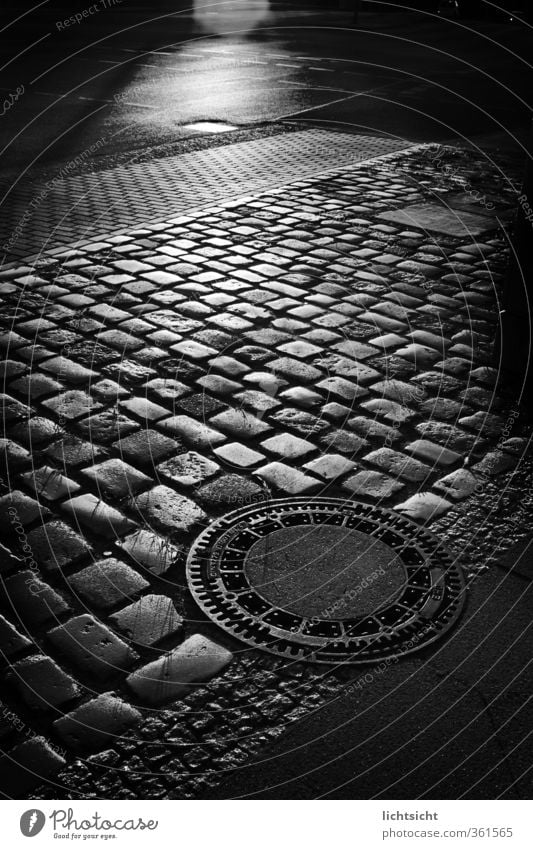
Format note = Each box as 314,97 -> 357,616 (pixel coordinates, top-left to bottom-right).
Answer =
0,138 -> 531,799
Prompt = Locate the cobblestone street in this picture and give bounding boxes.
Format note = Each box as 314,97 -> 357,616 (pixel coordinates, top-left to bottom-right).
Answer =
1,129 -> 532,800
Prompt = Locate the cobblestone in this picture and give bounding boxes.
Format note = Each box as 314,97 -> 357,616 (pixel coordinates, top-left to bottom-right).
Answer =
61,494 -> 135,539
116,529 -> 181,576
213,442 -> 266,468
131,485 -> 206,534
48,615 -> 137,680
53,695 -> 142,751
68,559 -> 149,610
25,520 -> 91,571
0,136 -> 525,801
2,737 -> 66,794
157,452 -> 219,487
365,448 -> 432,482
0,613 -> 32,657
253,462 -> 319,495
114,428 -> 181,467
342,470 -> 404,499
126,634 -> 233,705
1,570 -> 70,625
109,595 -> 183,647
9,655 -> 81,711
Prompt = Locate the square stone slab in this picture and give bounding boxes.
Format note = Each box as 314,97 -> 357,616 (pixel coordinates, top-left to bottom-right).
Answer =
378,202 -> 497,237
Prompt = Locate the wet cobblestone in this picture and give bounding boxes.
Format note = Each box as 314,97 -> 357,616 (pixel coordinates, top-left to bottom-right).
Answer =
0,141 -> 531,800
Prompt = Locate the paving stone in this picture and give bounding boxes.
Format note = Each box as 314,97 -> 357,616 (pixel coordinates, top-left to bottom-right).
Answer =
68,558 -> 148,610
458,411 -> 506,439
342,470 -> 404,499
332,340 -> 380,362
197,374 -> 242,397
395,343 -> 442,368
9,655 -> 81,710
26,520 -> 91,571
394,492 -> 453,522
409,329 -> 452,353
213,442 -> 266,469
271,407 -> 328,435
321,402 -> 354,423
500,438 -> 528,457
82,459 -> 151,499
234,390 -> 281,414
367,333 -> 406,353
0,490 -> 48,526
253,462 -> 319,495
114,428 -> 180,466
171,340 -> 218,361
208,355 -> 249,377
434,468 -> 479,500
126,634 -> 233,705
260,433 -> 315,460
418,397 -> 467,421
179,392 -> 227,418
131,485 -> 206,534
2,570 -> 71,625
62,494 -> 136,539
117,529 -> 181,576
365,448 -> 432,482
209,408 -> 271,439
266,357 -> 323,384
358,310 -> 407,334
53,694 -> 142,751
110,595 -> 183,646
41,357 -> 98,385
160,415 -> 227,448
0,360 -> 27,381
120,396 -> 171,422
103,359 -> 158,386
348,416 -> 401,444
317,377 -> 369,403
303,454 -> 356,481
157,452 -> 220,487
242,371 -> 288,394
472,451 -> 517,476
416,421 -> 478,453
320,430 -> 368,455
89,304 -> 131,323
96,329 -> 143,353
8,416 -> 63,448
0,438 -> 31,474
277,341 -> 322,359
360,397 -> 415,424
195,474 -> 266,509
143,378 -> 190,403
77,409 -> 139,444
44,435 -> 105,469
10,373 -> 63,400
370,379 -> 427,404
279,387 -> 322,408
48,615 -> 137,679
233,345 -> 273,364
315,353 -> 380,384
2,736 -> 66,793
20,466 -> 80,501
405,439 -> 463,467
0,613 -> 32,657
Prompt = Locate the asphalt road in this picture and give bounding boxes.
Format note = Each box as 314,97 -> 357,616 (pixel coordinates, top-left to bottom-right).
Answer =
0,1 -> 531,178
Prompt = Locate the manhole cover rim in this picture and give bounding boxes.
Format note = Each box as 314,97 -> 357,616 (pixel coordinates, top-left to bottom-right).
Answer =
186,497 -> 466,665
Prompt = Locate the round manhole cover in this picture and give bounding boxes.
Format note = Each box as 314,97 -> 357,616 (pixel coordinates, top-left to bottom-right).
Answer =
186,498 -> 466,664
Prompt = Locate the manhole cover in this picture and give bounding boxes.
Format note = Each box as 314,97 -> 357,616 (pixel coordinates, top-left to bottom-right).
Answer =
186,498 -> 466,664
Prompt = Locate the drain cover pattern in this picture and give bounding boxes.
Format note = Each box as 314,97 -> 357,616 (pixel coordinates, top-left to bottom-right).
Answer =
187,498 -> 466,664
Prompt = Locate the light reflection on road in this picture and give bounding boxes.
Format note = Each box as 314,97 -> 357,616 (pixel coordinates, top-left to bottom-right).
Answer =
193,0 -> 271,35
